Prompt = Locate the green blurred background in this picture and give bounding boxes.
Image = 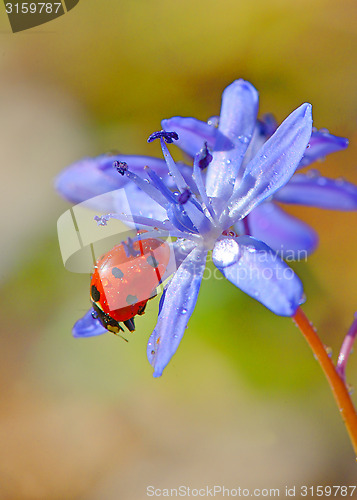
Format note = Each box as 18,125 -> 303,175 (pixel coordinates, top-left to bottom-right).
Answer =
1,0 -> 357,498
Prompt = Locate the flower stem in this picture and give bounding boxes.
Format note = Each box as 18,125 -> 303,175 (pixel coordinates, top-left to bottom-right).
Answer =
293,306 -> 357,457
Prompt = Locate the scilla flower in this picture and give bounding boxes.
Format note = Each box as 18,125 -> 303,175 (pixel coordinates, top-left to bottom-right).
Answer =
162,107 -> 353,258
57,80 -> 315,377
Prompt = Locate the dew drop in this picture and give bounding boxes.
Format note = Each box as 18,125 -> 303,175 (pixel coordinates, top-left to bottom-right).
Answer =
207,116 -> 219,127
317,177 -> 327,186
325,345 -> 333,357
347,383 -> 354,395
335,177 -> 345,185
306,169 -> 320,178
299,293 -> 306,305
181,308 -> 188,315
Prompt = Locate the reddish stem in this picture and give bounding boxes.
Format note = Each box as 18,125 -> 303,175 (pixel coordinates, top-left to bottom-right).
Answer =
293,307 -> 357,457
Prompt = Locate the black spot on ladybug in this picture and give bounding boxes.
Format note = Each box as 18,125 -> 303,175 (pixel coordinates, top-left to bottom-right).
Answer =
112,267 -> 124,279
147,255 -> 159,268
137,303 -> 147,315
91,285 -> 100,302
126,294 -> 138,305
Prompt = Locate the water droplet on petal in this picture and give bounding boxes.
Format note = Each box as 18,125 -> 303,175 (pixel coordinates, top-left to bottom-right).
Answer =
324,345 -> 333,357
207,116 -> 219,127
317,177 -> 327,186
299,293 -> 307,305
347,383 -> 354,395
306,169 -> 320,178
181,308 -> 188,315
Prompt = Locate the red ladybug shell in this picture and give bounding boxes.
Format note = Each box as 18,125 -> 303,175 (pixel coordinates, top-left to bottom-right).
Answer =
90,237 -> 170,324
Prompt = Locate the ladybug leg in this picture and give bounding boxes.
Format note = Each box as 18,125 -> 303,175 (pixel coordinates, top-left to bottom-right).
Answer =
123,318 -> 135,332
137,303 -> 147,315
112,330 -> 129,342
148,289 -> 157,300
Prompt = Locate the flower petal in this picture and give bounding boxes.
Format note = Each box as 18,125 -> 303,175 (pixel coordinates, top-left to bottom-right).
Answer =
161,117 -> 216,157
299,129 -> 349,167
246,202 -> 318,257
227,103 -> 313,224
147,246 -> 207,377
72,309 -> 107,338
212,236 -> 304,316
55,154 -> 170,204
205,80 -> 259,199
274,173 -> 357,210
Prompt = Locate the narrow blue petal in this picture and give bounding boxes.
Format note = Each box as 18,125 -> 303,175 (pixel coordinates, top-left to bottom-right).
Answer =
161,117 -> 217,157
274,173 -> 357,210
227,103 -> 313,224
72,309 -> 107,338
246,202 -> 318,257
299,129 -> 349,167
147,246 -> 207,377
205,80 -> 259,199
212,236 -> 304,316
55,154 -> 170,204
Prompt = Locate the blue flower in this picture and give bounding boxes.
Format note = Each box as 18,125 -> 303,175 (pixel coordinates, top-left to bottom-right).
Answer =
162,110 -> 352,259
56,80 -> 320,377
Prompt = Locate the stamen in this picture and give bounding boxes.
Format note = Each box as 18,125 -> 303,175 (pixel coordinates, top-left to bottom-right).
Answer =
113,162 -> 168,207
159,138 -> 188,193
147,130 -> 179,144
108,211 -> 173,231
177,189 -> 191,205
113,160 -> 128,175
197,142 -> 213,170
192,153 -> 217,222
144,166 -> 177,203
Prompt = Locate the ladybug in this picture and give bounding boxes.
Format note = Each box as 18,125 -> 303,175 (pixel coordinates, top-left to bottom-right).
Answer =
90,234 -> 170,334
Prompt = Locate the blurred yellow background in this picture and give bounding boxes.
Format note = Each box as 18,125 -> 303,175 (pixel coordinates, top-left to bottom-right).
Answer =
0,0 -> 357,498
